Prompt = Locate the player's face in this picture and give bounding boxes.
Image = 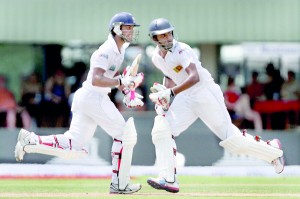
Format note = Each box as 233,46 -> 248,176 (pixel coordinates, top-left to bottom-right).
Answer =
156,32 -> 173,51
121,25 -> 137,42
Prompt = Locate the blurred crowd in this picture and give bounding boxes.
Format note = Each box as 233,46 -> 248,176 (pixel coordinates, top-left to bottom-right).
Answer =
0,62 -> 299,131
0,62 -> 148,130
0,60 -> 87,129
224,62 -> 300,131
0,70 -> 72,129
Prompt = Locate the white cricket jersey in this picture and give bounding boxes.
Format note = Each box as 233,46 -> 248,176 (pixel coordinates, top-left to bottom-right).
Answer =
82,34 -> 129,94
152,40 -> 214,87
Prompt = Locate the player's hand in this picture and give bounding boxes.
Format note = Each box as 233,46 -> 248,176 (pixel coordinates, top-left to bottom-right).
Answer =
149,89 -> 171,109
120,72 -> 144,89
150,82 -> 167,93
149,82 -> 170,111
149,82 -> 175,110
123,89 -> 144,108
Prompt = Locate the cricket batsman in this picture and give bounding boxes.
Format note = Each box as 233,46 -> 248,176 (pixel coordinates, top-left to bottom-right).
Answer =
15,12 -> 144,194
146,18 -> 284,193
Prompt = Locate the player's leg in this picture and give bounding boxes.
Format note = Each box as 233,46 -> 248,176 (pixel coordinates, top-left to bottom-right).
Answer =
196,83 -> 284,173
94,96 -> 141,194
147,115 -> 179,193
109,117 -> 141,194
220,129 -> 284,173
14,109 -> 95,161
15,88 -> 97,161
147,93 -> 199,193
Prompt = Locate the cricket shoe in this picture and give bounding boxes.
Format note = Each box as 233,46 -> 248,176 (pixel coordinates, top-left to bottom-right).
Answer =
147,177 -> 179,193
268,139 -> 285,174
109,183 -> 141,194
14,129 -> 37,162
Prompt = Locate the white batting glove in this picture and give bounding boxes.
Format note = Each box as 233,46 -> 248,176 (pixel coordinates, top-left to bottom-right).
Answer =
149,88 -> 175,110
123,89 -> 144,108
150,82 -> 167,93
120,73 -> 144,89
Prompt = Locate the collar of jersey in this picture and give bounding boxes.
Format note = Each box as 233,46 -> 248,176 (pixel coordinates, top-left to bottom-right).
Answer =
108,34 -> 129,54
169,39 -> 178,52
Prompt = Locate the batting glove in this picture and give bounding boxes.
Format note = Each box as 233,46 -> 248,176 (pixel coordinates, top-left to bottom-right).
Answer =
123,89 -> 144,108
119,73 -> 144,89
149,88 -> 175,110
150,82 -> 167,93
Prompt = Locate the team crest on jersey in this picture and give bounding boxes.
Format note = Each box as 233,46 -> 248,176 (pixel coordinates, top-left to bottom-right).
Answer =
109,65 -> 116,71
173,65 -> 183,73
100,53 -> 109,59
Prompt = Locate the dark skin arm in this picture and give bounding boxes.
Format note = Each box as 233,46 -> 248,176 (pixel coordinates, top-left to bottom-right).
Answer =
92,68 -> 120,88
165,62 -> 200,95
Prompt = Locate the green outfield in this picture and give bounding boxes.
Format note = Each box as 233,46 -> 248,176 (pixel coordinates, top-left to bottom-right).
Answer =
0,176 -> 300,199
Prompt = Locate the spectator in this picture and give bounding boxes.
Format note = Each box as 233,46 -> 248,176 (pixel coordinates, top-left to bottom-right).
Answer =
20,72 -> 43,127
281,70 -> 300,100
0,75 -> 31,129
281,70 -> 300,128
263,63 -> 284,100
246,70 -> 264,107
41,69 -> 71,127
263,63 -> 285,129
223,76 -> 240,119
234,86 -> 263,132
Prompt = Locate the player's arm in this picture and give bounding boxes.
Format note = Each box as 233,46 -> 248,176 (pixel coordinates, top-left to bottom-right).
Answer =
92,67 -> 142,88
171,62 -> 199,95
92,68 -> 120,87
149,63 -> 199,110
163,76 -> 176,88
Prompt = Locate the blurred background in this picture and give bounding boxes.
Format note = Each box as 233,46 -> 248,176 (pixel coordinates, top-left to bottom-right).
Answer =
0,0 -> 300,169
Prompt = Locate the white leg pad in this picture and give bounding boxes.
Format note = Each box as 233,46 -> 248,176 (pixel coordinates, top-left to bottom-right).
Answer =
219,133 -> 283,163
24,144 -> 88,159
152,115 -> 176,182
118,117 -> 137,190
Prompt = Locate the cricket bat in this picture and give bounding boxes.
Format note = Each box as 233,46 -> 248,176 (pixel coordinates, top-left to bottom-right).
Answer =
123,54 -> 143,101
126,53 -> 142,77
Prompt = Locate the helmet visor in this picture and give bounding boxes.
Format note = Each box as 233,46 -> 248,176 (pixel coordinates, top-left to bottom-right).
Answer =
121,28 -> 139,43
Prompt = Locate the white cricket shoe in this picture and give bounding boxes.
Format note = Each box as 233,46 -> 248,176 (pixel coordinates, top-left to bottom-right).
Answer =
14,129 -> 37,162
147,177 -> 179,193
269,139 -> 285,174
109,183 -> 141,194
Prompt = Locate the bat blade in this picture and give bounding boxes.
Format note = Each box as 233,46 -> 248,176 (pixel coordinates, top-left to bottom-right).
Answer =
129,53 -> 142,76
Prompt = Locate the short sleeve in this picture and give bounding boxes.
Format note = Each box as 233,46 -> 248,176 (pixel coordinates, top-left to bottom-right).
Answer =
91,51 -> 110,70
177,48 -> 193,69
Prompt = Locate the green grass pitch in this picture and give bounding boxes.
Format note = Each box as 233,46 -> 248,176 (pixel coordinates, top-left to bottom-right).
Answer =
0,176 -> 300,199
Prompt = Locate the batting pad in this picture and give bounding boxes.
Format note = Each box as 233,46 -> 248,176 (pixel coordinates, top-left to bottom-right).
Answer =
219,133 -> 283,163
24,144 -> 88,159
118,117 -> 137,190
152,115 -> 176,182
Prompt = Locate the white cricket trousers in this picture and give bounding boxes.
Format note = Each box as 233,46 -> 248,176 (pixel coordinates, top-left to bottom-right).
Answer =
166,82 -> 240,140
64,88 -> 126,150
